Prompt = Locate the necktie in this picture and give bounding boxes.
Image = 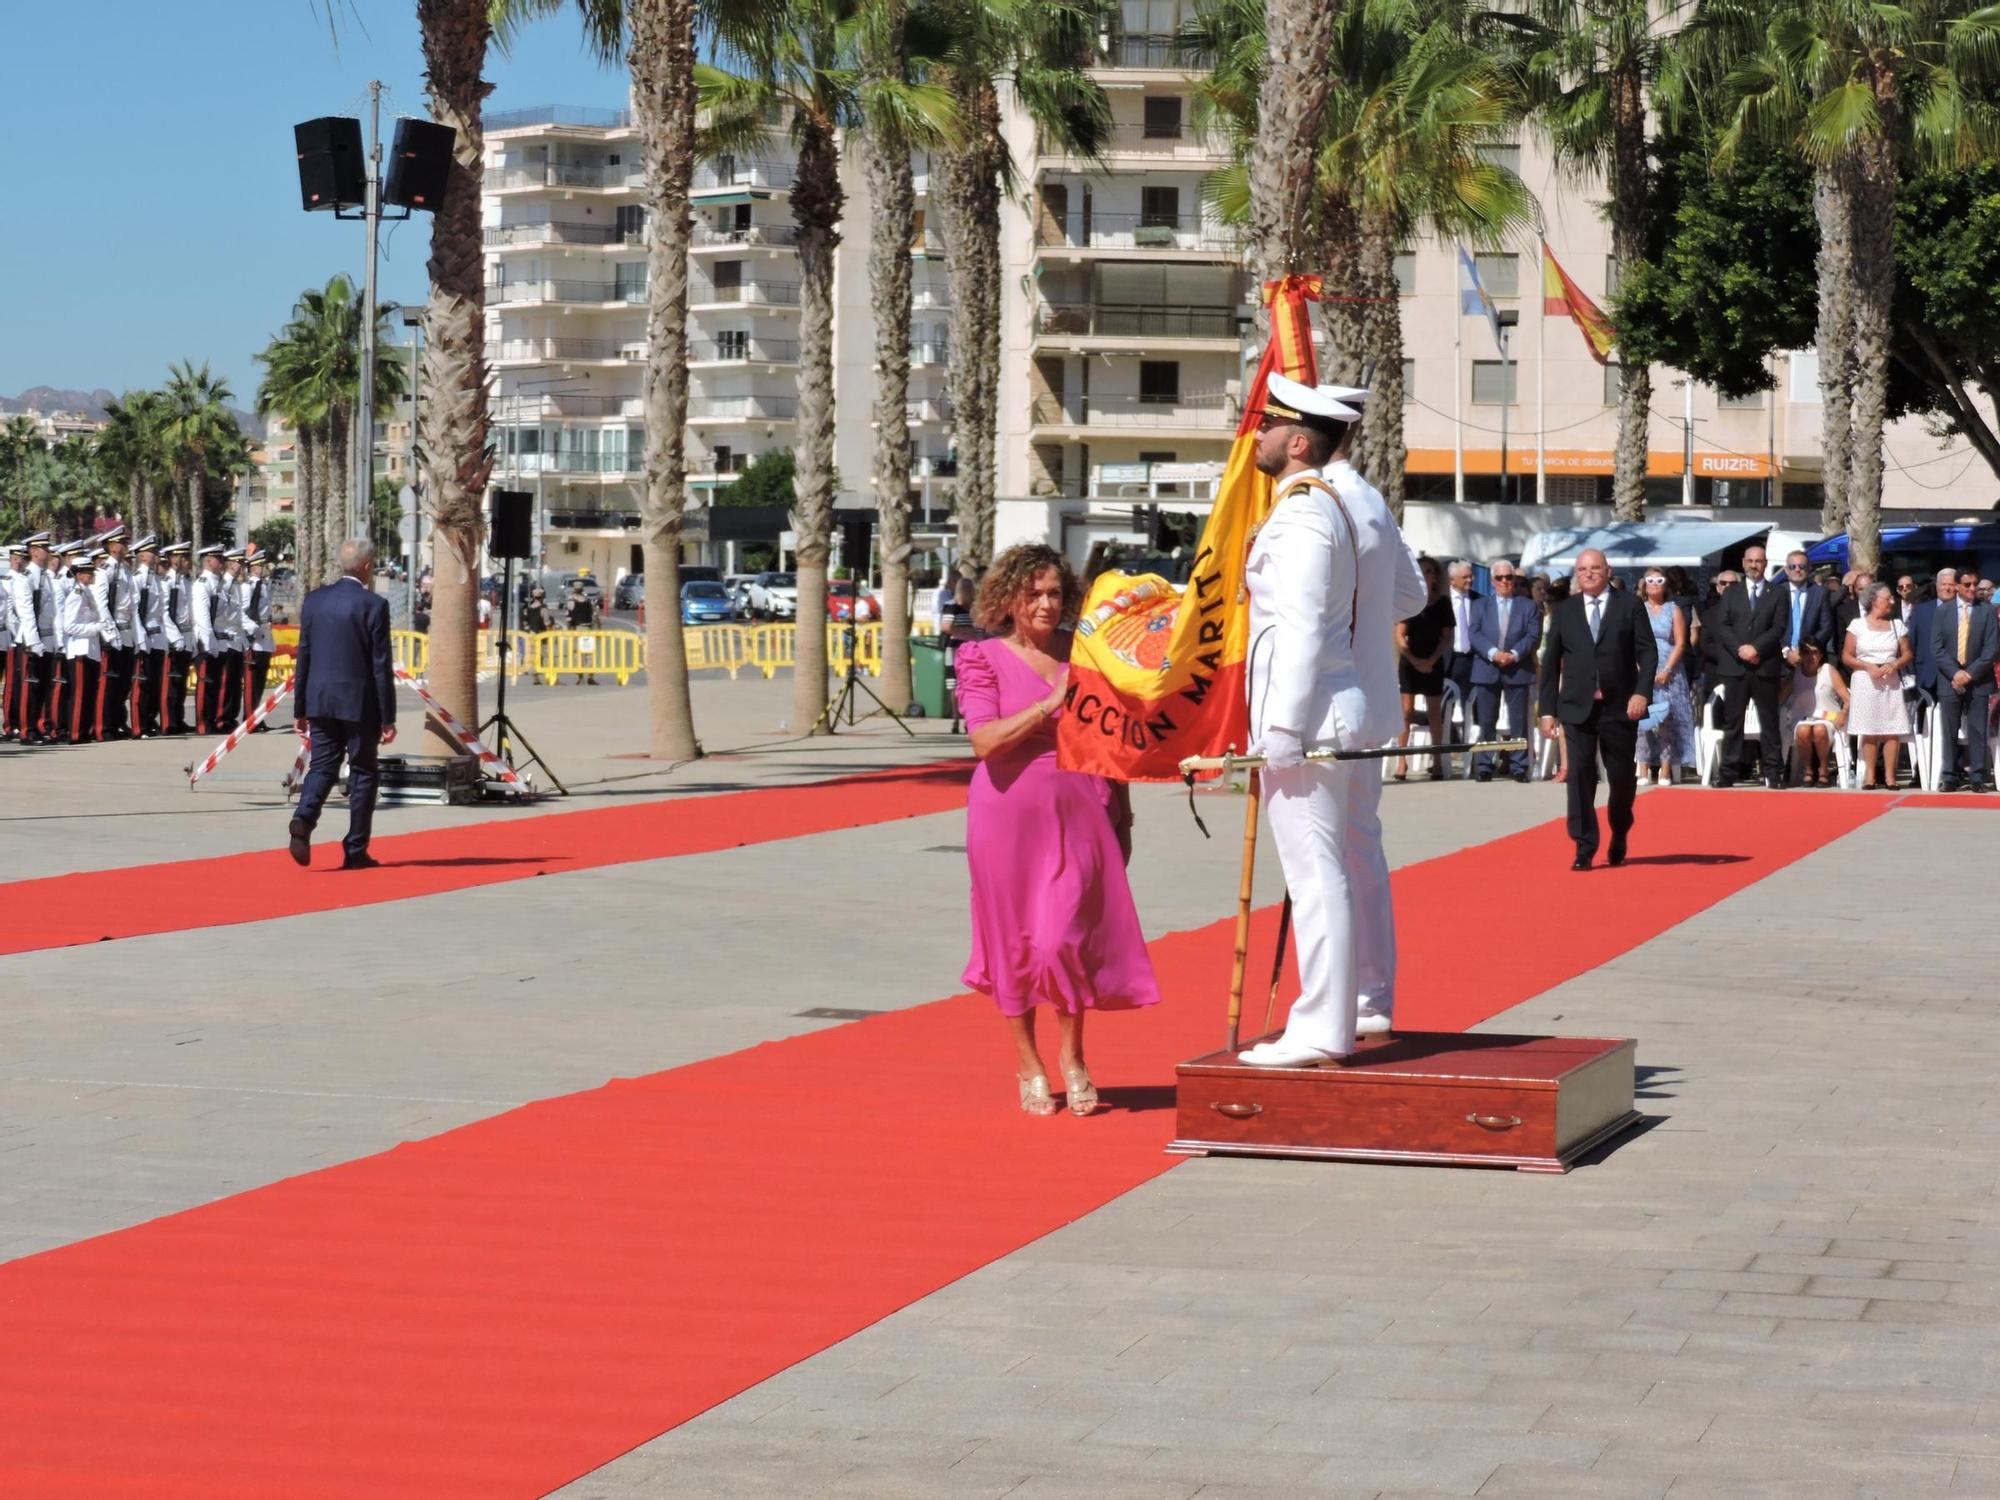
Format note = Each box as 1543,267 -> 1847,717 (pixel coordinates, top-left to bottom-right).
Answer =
1790,588 -> 1803,648
1959,604 -> 1970,664
1498,598 -> 1510,644
1588,596 -> 1603,642
1454,594 -> 1469,652
1750,581 -> 1761,606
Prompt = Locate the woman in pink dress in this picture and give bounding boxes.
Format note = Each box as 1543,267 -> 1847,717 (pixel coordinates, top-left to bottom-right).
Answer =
958,544 -> 1162,1117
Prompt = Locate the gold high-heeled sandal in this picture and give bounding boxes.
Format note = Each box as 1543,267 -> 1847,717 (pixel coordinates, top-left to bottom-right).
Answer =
1018,1074 -> 1057,1115
1062,1065 -> 1100,1117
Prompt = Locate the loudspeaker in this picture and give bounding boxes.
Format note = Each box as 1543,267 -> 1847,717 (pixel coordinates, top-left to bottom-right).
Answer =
384,118 -> 456,210
489,489 -> 534,561
294,117 -> 365,212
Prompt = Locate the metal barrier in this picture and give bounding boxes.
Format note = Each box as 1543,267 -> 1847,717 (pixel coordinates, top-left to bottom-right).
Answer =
392,629 -> 430,677
532,628 -> 645,685
377,624 -> 891,685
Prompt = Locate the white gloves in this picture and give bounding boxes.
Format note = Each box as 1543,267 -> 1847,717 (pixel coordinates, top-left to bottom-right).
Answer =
1254,727 -> 1305,771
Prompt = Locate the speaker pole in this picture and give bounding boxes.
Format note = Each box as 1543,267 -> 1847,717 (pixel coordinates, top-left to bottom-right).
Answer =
354,80 -> 384,542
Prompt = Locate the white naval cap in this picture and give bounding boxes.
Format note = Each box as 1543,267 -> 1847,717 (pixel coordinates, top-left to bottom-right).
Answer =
1263,373 -> 1361,431
1316,382 -> 1371,407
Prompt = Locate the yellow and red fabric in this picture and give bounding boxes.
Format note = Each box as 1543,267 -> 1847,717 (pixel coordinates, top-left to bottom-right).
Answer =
1057,275 -> 1322,782
1542,242 -> 1617,365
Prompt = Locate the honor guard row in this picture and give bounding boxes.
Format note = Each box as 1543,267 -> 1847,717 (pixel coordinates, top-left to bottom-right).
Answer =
4,531 -> 278,746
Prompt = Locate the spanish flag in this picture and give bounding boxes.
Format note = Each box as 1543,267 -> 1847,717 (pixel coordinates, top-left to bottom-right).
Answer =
1542,242 -> 1617,365
1056,276 -> 1322,782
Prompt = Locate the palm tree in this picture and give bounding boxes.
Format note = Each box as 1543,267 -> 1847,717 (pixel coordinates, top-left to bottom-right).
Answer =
160,361 -> 239,553
1248,0 -> 1341,291
2,416 -> 45,521
1698,0 -> 2000,572
416,0 -> 497,746
1188,0 -> 1531,511
1503,0 -> 1686,520
927,0 -> 1110,568
98,392 -> 171,539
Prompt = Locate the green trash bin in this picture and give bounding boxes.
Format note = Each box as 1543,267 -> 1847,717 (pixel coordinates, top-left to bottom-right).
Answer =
910,635 -> 952,719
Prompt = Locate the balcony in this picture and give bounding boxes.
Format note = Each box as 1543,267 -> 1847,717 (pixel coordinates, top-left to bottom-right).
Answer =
1029,391 -> 1235,433
484,278 -> 648,307
911,285 -> 952,311
511,393 -> 644,420
687,397 -> 798,423
905,398 -> 955,425
484,105 -> 634,133
483,163 -> 645,192
690,221 -> 798,250
1034,303 -> 1243,342
485,220 -> 645,250
691,159 -> 797,192
1095,33 -> 1210,71
489,337 -> 639,364
1098,123 -> 1224,164
689,337 -> 800,365
909,340 -> 950,366
690,278 -> 800,309
1034,212 -> 1239,258
544,507 -> 643,529
513,451 -> 641,475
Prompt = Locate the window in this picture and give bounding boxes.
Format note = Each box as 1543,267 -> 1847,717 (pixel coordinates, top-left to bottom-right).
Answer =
1477,142 -> 1521,176
1475,252 -> 1518,297
1393,251 -> 1416,295
1472,360 -> 1517,404
712,260 -> 743,293
716,329 -> 748,360
1143,96 -> 1184,139
613,261 -> 647,300
1402,358 -> 1415,402
1141,186 -> 1180,229
1718,389 -> 1766,410
1789,348 -> 1821,403
1138,361 -> 1180,404
711,444 -> 733,472
616,204 -> 647,241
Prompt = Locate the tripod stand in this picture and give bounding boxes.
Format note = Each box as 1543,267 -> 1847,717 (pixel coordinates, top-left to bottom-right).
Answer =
477,554 -> 568,793
813,615 -> 915,737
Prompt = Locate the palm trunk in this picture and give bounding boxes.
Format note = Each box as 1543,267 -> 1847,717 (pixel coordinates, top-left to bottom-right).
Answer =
127,471 -> 144,538
315,420 -> 340,584
1609,61 -> 1650,521
1844,58 -> 1899,578
301,423 -> 322,587
1247,0 -> 1339,297
934,73 -> 1002,569
790,113 -> 844,735
1355,206 -> 1405,512
631,0 -> 701,759
1317,194 -> 1365,376
188,468 -> 204,554
417,0 -> 494,743
325,404 -> 352,580
1813,163 -> 1855,536
863,0 -> 917,713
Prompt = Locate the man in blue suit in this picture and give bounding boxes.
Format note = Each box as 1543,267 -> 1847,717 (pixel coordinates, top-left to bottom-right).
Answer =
1467,559 -> 1539,781
287,538 -> 397,868
1904,569 -> 1955,703
1776,549 -> 1835,675
1933,568 -> 1998,792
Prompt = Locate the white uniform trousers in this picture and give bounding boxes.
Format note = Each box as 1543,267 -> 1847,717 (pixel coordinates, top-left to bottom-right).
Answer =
1263,756 -> 1395,1055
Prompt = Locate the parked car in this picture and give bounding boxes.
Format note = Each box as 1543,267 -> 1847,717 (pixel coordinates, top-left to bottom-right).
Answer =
680,580 -> 736,626
745,570 -> 798,620
679,565 -> 724,586
828,579 -> 881,623
550,571 -> 604,606
724,573 -> 758,615
614,574 -> 646,610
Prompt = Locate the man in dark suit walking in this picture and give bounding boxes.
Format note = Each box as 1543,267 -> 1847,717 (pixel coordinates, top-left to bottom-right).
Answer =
1538,549 -> 1657,870
287,539 -> 397,870
1710,543 -> 1790,787
1933,568 -> 1998,792
1467,560 -> 1539,781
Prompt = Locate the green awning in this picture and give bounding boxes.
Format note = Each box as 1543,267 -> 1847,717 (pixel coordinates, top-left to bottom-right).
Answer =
689,189 -> 769,206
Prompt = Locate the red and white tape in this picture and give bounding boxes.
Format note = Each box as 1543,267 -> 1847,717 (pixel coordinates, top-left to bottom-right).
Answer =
187,674 -> 296,787
394,666 -> 527,792
282,725 -> 313,793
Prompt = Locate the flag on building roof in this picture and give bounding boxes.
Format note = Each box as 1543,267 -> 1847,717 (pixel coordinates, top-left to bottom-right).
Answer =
1055,274 -> 1324,782
1457,246 -> 1504,354
1542,242 -> 1617,365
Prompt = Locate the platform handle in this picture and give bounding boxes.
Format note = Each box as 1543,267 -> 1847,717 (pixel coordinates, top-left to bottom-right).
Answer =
1465,1113 -> 1522,1130
1210,1101 -> 1264,1119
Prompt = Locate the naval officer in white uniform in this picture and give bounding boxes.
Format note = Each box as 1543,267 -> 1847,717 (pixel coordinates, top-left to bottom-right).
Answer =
1239,375 -> 1428,1068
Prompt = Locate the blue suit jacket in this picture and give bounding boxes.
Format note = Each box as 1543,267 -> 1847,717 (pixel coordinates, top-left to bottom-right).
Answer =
294,577 -> 395,726
1933,598 -> 2000,687
1467,593 -> 1540,687
1777,582 -> 1834,658
1905,600 -> 1941,695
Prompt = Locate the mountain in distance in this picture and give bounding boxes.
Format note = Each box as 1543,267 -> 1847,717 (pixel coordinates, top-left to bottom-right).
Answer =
0,386 -> 264,440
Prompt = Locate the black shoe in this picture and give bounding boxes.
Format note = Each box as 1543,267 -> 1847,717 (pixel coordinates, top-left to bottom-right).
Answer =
287,818 -> 312,867
1766,777 -> 1786,790
1715,775 -> 1737,788
340,852 -> 381,870
1972,779 -> 1995,794
1571,853 -> 1593,872
1607,838 -> 1627,867
1511,771 -> 1531,783
1938,778 -> 1960,794
1474,770 -> 1492,783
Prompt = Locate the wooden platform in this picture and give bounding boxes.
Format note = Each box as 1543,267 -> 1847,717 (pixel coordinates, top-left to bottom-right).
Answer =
1169,1031 -> 1640,1173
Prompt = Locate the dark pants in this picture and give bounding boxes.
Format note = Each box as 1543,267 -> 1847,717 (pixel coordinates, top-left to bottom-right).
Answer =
100,644 -> 136,738
1471,681 -> 1531,777
165,648 -> 192,732
1562,700 -> 1638,860
1934,680 -> 1995,784
195,652 -> 225,734
244,650 -> 273,726
0,646 -> 9,736
1718,670 -> 1783,783
217,649 -> 245,727
294,715 -> 383,859
61,656 -> 100,743
1444,650 -> 1478,729
13,647 -> 54,739
133,648 -> 165,736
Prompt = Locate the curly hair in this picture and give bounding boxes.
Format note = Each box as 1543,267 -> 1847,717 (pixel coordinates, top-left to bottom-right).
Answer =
973,543 -> 1082,635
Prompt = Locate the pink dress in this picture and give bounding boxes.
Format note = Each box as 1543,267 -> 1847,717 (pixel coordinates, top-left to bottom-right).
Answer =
958,637 -> 1162,1016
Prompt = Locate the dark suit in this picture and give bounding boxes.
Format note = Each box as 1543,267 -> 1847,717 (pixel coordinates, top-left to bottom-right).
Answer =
1905,598 -> 1944,700
293,576 -> 396,859
1775,580 -> 1835,664
1931,598 -> 1999,785
1538,590 -> 1657,861
1443,589 -> 1482,700
1467,592 -> 1538,778
1710,577 -> 1789,784
1830,593 -> 1862,681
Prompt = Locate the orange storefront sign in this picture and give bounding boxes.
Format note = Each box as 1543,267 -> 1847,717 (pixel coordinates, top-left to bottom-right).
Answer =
1407,449 -> 1773,479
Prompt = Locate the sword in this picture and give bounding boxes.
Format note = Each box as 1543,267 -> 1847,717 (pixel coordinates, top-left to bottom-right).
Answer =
1179,740 -> 1530,776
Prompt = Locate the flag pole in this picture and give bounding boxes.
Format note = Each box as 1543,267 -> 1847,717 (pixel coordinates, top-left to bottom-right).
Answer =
1225,769 -> 1260,1051
1536,247 -> 1548,505
1452,279 -> 1465,505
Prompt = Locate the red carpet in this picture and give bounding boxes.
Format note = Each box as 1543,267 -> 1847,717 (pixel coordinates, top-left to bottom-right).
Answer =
0,788 -> 1885,1497
0,761 -> 970,958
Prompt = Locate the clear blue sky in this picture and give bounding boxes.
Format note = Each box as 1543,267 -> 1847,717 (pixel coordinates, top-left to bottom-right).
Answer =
0,1 -> 625,407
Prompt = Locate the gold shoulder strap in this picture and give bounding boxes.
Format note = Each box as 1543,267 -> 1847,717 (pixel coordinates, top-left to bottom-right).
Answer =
1274,474 -> 1361,644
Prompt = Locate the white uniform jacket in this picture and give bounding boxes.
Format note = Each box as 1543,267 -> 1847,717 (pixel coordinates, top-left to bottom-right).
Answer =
164,571 -> 193,651
60,584 -> 105,661
215,573 -> 244,650
11,563 -> 54,653
0,567 -> 13,651
1245,462 -> 1428,751
193,570 -> 226,655
239,576 -> 275,653
134,566 -> 169,650
94,559 -> 139,649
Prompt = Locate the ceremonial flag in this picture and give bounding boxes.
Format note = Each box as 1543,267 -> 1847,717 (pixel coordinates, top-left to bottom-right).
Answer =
1457,246 -> 1504,354
1541,242 -> 1617,365
1056,276 -> 1322,782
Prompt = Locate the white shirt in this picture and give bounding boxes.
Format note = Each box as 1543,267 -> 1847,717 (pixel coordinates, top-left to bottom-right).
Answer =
60,581 -> 105,661
1451,588 -> 1473,652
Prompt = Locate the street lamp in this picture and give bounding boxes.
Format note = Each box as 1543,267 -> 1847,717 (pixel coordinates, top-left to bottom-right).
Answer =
1496,309 -> 1521,505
